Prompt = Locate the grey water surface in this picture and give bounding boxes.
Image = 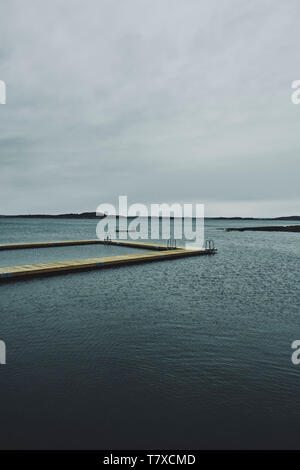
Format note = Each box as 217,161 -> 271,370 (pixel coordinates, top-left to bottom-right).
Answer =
0,218 -> 299,449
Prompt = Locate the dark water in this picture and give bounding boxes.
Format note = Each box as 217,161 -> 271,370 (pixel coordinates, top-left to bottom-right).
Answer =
0,218 -> 299,449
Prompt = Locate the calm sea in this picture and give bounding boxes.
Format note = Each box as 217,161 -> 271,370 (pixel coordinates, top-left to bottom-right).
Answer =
0,217 -> 299,449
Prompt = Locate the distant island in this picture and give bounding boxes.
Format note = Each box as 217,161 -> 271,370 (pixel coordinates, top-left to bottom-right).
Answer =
211,216 -> 300,221
0,212 -> 105,219
226,225 -> 300,233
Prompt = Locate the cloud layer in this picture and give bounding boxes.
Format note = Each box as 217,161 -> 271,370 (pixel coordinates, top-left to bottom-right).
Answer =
0,0 -> 299,216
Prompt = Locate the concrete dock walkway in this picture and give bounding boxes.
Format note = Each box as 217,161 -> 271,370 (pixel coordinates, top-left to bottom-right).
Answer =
0,239 -> 217,280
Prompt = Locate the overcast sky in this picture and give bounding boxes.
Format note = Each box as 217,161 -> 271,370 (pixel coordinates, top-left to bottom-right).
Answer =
0,0 -> 299,216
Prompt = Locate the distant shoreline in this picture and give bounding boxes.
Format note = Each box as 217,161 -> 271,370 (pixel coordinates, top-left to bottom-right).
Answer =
226,225 -> 300,232
0,213 -> 299,221
0,212 -> 104,219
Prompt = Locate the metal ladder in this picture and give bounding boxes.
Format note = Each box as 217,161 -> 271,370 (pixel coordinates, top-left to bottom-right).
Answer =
205,239 -> 215,251
167,238 -> 177,249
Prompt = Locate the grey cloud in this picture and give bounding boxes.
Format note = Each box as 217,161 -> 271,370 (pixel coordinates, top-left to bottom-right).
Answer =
0,0 -> 299,216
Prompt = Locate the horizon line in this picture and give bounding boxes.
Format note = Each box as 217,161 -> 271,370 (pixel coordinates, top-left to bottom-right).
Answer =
0,212 -> 299,220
